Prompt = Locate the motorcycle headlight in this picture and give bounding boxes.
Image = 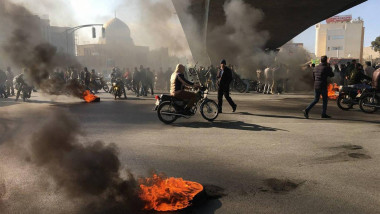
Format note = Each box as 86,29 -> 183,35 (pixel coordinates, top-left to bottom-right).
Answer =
112,83 -> 116,86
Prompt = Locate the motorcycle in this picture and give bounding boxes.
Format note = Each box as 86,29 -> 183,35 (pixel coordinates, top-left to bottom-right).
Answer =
90,77 -> 109,93
336,86 -> 364,110
230,72 -> 248,93
359,88 -> 379,113
0,84 -> 7,98
15,83 -> 32,102
112,78 -> 127,100
154,86 -> 219,124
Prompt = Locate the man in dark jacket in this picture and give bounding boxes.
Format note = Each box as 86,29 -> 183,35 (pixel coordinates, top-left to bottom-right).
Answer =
217,59 -> 237,113
303,56 -> 334,119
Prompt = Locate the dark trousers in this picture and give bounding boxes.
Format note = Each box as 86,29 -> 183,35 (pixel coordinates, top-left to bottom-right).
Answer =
218,87 -> 236,111
306,89 -> 328,115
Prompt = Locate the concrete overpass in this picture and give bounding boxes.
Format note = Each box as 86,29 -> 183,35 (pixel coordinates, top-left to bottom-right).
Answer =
172,0 -> 367,65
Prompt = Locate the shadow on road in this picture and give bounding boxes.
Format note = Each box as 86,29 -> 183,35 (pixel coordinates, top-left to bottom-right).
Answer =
173,120 -> 287,132
0,99 -> 20,107
238,111 -> 380,124
239,112 -> 304,120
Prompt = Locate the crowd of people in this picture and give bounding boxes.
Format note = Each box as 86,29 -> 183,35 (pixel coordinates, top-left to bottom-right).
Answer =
304,56 -> 380,119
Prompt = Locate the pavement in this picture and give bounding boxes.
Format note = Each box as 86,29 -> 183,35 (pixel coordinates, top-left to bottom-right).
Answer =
0,91 -> 379,214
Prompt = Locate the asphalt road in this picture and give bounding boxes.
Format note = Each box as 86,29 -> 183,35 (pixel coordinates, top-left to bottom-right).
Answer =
0,91 -> 379,214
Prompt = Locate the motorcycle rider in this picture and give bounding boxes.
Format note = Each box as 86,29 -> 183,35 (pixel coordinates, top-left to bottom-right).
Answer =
0,69 -> 7,98
90,69 -> 99,93
15,69 -> 32,101
84,67 -> 91,89
348,63 -> 372,89
170,64 -> 200,115
5,67 -> 14,96
364,61 -> 375,78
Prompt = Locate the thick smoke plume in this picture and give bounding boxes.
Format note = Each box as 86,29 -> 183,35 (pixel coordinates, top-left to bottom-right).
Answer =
207,0 -> 273,77
123,0 -> 191,57
207,0 -> 312,89
30,112 -> 142,213
0,0 -> 84,98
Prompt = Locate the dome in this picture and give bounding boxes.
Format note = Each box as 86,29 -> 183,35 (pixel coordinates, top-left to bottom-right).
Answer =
101,18 -> 134,46
104,18 -> 131,37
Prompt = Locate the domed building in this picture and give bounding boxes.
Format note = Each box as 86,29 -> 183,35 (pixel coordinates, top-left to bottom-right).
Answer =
77,17 -> 158,71
99,18 -> 134,46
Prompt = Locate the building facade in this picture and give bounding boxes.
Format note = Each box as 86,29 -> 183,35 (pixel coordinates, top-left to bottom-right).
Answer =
76,18 -> 175,72
315,16 -> 364,61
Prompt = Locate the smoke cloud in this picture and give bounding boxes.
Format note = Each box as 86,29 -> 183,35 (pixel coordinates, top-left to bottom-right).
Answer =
29,111 -> 142,213
121,0 -> 192,58
0,0 -> 85,98
207,0 -> 273,77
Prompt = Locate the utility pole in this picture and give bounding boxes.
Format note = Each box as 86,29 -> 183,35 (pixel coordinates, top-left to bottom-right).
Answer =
64,24 -> 105,56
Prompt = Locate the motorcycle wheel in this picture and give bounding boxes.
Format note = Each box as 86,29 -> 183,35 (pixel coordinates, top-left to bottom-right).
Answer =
337,94 -> 353,110
234,81 -> 246,93
359,94 -> 379,114
157,101 -> 178,124
200,99 -> 219,121
103,85 -> 109,93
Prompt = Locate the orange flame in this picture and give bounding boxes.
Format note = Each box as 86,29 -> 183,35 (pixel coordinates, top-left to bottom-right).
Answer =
327,83 -> 340,100
83,90 -> 99,103
139,174 -> 203,211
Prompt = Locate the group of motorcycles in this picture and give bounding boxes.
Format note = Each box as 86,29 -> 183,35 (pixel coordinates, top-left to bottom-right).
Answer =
337,84 -> 380,113
0,76 -> 33,101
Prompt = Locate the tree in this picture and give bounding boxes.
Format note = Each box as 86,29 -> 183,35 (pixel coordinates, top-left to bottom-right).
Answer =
371,36 -> 380,53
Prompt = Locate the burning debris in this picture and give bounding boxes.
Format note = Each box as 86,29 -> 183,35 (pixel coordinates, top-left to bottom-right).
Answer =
24,111 -> 211,213
139,173 -> 203,212
83,90 -> 100,103
327,83 -> 340,100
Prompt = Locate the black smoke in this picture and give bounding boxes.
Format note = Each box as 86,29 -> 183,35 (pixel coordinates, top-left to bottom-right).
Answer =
30,112 -> 143,213
0,0 -> 84,98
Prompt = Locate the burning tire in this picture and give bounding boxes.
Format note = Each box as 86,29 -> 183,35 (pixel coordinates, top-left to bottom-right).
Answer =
200,100 -> 219,121
157,101 -> 178,124
359,94 -> 379,114
337,94 -> 353,110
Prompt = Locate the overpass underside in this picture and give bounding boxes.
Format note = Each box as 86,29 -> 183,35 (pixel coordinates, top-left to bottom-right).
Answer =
172,0 -> 367,65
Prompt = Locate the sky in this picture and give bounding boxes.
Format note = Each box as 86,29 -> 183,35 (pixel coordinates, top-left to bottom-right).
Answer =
9,0 -> 380,56
293,0 -> 380,53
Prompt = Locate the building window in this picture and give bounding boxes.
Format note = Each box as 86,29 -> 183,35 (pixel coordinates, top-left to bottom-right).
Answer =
331,35 -> 344,40
328,47 -> 330,51
332,46 -> 343,50
328,36 -> 331,40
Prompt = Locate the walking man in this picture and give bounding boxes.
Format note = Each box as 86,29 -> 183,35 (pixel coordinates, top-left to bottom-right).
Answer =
303,56 -> 334,119
217,59 -> 237,113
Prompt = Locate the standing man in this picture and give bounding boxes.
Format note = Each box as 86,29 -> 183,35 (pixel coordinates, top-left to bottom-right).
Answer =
217,59 -> 237,113
303,56 -> 334,119
132,67 -> 141,97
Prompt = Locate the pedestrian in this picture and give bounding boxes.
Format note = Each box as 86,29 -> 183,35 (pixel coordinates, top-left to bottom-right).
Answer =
303,56 -> 334,119
132,67 -> 140,97
263,66 -> 273,94
217,59 -> 237,113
